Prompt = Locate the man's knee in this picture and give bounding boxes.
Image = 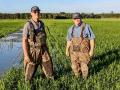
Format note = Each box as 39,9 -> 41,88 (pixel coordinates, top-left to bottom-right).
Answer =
42,60 -> 54,77
81,62 -> 88,79
25,62 -> 36,81
71,61 -> 81,76
81,62 -> 88,71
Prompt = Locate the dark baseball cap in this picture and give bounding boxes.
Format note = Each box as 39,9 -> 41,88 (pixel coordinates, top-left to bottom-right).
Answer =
31,6 -> 40,12
72,13 -> 81,19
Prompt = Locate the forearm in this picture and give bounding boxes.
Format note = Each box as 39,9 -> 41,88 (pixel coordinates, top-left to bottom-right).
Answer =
22,38 -> 29,58
90,39 -> 95,53
66,41 -> 71,51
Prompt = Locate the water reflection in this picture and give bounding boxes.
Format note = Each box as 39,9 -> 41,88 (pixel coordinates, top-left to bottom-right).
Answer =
0,31 -> 23,75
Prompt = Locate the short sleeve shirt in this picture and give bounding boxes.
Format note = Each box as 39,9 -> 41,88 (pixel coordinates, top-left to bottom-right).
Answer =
66,23 -> 95,41
22,19 -> 44,39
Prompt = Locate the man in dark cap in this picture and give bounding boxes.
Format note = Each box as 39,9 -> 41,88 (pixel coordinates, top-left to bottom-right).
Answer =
22,6 -> 54,82
66,13 -> 95,79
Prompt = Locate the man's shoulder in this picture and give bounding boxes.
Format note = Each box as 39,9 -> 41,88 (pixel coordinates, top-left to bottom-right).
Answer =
39,20 -> 44,26
23,20 -> 33,32
82,23 -> 91,31
68,25 -> 74,31
24,21 -> 31,27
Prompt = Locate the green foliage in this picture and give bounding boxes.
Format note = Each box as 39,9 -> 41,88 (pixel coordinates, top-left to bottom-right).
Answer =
0,19 -> 120,90
0,19 -> 26,38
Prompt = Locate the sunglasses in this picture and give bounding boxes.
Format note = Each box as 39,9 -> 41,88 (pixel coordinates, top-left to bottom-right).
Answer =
32,10 -> 40,14
73,18 -> 80,20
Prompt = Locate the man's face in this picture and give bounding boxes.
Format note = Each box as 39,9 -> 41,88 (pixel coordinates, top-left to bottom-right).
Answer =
73,18 -> 81,25
31,10 -> 40,19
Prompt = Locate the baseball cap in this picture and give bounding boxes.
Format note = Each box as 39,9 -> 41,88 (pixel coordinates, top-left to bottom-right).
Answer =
72,13 -> 81,19
31,6 -> 40,12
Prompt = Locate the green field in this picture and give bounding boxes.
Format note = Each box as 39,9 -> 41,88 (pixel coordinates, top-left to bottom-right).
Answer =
0,19 -> 120,90
0,19 -> 26,38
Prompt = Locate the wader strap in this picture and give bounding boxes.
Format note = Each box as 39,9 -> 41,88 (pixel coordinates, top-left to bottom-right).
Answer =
71,25 -> 75,37
28,21 -> 36,43
71,23 -> 86,38
80,23 -> 86,38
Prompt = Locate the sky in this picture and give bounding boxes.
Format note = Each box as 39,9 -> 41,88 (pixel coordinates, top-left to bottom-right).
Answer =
0,0 -> 120,13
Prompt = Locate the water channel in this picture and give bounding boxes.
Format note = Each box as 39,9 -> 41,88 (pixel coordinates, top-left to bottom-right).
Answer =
0,30 -> 23,75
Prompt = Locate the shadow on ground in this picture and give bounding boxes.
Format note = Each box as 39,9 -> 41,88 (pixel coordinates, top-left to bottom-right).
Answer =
90,47 -> 120,75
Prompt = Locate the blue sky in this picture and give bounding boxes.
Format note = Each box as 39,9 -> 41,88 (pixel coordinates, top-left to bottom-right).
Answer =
0,0 -> 120,13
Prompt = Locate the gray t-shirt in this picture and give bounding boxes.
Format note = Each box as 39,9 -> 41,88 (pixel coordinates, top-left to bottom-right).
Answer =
22,19 -> 44,38
66,24 -> 95,41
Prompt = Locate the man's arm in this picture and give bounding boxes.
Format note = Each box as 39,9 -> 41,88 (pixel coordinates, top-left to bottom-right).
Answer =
66,26 -> 73,56
66,41 -> 71,57
22,36 -> 30,62
89,39 -> 95,57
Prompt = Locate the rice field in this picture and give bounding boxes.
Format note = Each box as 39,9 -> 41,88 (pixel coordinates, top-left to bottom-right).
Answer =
0,19 -> 120,90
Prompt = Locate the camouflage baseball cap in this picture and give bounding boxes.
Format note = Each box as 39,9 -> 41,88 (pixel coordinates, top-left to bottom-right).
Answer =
31,6 -> 40,11
72,13 -> 81,19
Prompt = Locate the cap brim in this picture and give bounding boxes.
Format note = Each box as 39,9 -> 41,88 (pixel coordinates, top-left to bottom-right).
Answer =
31,9 -> 40,12
73,17 -> 81,19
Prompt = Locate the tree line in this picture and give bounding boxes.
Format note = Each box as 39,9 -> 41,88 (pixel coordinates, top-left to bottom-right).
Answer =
0,12 -> 120,19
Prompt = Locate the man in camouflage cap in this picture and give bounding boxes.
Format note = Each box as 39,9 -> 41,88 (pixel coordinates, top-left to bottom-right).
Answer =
22,6 -> 54,82
66,13 -> 95,79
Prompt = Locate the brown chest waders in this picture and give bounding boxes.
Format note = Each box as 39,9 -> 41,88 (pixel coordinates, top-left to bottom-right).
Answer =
24,21 -> 54,81
69,23 -> 90,79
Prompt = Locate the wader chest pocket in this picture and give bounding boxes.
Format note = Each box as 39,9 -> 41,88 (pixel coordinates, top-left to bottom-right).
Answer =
73,45 -> 80,52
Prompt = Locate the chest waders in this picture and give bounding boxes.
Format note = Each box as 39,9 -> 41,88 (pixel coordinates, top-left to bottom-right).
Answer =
24,21 -> 54,81
70,23 -> 90,53
69,23 -> 90,79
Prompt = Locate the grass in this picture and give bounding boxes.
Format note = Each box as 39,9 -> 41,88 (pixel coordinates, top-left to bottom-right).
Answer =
0,19 -> 26,38
0,19 -> 120,90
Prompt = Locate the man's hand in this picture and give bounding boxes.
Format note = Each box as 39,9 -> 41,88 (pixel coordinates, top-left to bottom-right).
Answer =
89,50 -> 94,57
89,39 -> 95,58
24,56 -> 30,64
66,50 -> 70,57
66,41 -> 71,57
